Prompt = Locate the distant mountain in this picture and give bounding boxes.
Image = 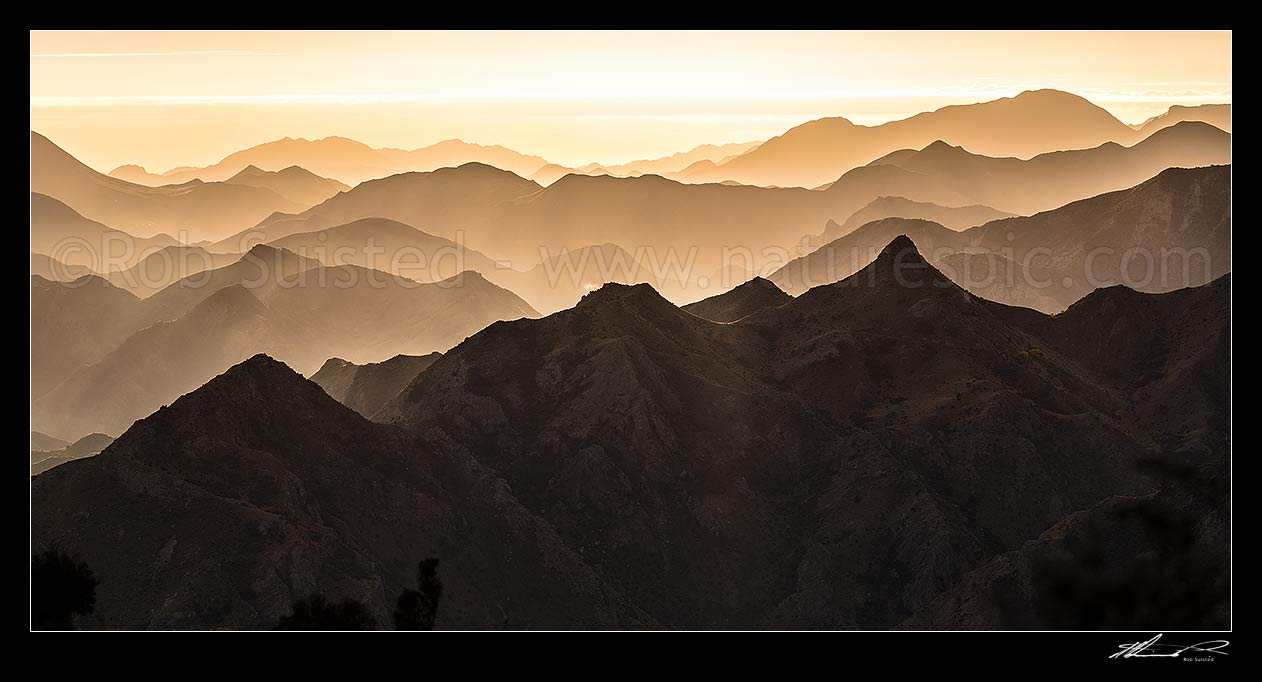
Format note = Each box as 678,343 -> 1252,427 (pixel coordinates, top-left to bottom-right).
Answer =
30,274 -> 144,399
111,136 -> 553,187
32,354 -> 651,629
30,431 -> 69,451
682,276 -> 790,322
680,90 -> 1148,187
31,193 -> 181,270
530,163 -> 584,186
215,162 -> 542,251
812,196 -> 1013,245
103,245 -> 242,298
310,353 -> 442,418
771,165 -> 1231,312
266,217 -> 505,284
139,244 -> 320,324
223,165 -> 349,205
221,125 -> 1226,294
1135,103 -> 1231,136
30,433 -> 114,476
32,249 -> 539,438
489,243 -> 662,315
31,132 -> 305,241
31,237 -> 1229,628
841,120 -> 1229,217
30,252 -> 93,282
601,141 -> 762,178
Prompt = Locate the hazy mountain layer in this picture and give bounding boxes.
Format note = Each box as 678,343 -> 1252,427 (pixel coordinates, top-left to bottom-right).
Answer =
31,249 -> 539,439
311,353 -> 442,418
773,165 -> 1230,312
32,133 -> 306,241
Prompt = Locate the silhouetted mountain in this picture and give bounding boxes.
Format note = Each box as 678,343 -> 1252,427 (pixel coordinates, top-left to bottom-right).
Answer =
682,277 -> 790,322
813,196 -> 1013,245
682,90 -> 1152,187
31,193 -> 180,270
31,274 -> 144,399
32,132 -> 305,241
32,250 -> 539,438
116,136 -> 553,187
772,217 -> 962,295
901,275 -> 1230,629
224,165 -> 349,206
1135,103 -> 1231,136
31,236 -> 1228,628
773,165 -> 1230,311
31,433 -> 115,476
311,353 -> 442,418
266,217 -> 504,284
31,354 -> 652,629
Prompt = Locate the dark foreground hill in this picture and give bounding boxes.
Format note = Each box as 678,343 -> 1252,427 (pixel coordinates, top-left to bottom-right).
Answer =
31,238 -> 1230,629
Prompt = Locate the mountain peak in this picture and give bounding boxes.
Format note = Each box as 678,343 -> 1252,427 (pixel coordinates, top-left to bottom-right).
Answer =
682,276 -> 791,323
578,281 -> 671,310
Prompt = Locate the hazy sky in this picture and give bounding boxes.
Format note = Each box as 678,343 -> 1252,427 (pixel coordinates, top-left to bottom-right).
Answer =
31,30 -> 1231,172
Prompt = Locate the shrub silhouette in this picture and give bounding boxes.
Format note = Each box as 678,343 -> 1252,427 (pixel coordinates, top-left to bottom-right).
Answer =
31,548 -> 98,630
393,558 -> 443,630
276,594 -> 377,630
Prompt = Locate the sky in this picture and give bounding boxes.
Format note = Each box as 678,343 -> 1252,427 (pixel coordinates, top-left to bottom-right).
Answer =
30,30 -> 1231,173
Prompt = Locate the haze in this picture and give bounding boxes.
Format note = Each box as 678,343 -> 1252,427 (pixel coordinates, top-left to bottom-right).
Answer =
31,30 -> 1230,173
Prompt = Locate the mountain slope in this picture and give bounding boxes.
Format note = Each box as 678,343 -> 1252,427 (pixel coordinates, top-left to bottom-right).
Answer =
224,165 -> 349,205
31,355 -> 651,629
840,120 -> 1230,216
813,196 -> 1014,245
31,132 -> 305,241
30,237 -> 1228,629
30,274 -> 145,399
772,165 -> 1231,311
373,237 -> 1184,628
311,353 -> 442,418
682,277 -> 791,322
31,193 -> 181,270
266,217 -> 505,284
215,163 -> 542,250
32,253 -> 540,438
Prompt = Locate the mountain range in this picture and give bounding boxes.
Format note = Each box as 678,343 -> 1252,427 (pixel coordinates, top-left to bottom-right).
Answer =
30,246 -> 539,439
772,165 -> 1231,312
223,121 -> 1226,286
109,136 -> 554,187
678,91 -> 1230,187
31,237 -> 1229,628
32,133 -> 309,241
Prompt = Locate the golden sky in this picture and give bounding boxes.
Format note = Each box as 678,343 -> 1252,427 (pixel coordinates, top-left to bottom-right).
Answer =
31,30 -> 1231,173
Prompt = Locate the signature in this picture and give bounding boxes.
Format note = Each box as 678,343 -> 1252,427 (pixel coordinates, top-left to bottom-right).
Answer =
1110,634 -> 1230,659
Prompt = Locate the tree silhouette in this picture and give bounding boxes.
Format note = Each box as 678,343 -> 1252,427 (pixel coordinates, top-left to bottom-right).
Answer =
275,594 -> 377,630
393,558 -> 443,630
31,548 -> 98,630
